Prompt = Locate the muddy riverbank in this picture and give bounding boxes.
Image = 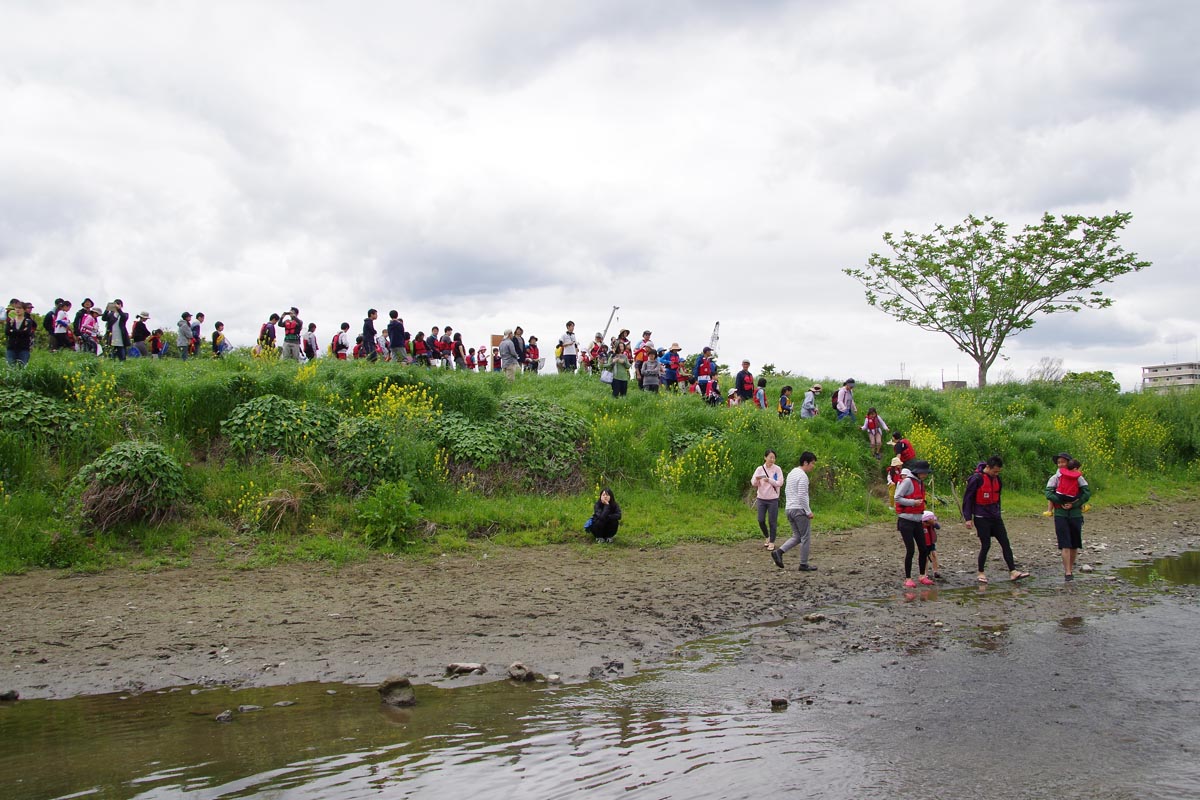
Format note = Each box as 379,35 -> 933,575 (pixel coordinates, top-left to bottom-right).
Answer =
2,501 -> 1197,700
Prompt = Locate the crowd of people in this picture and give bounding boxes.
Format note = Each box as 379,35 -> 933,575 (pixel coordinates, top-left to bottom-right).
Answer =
743,443 -> 1093,588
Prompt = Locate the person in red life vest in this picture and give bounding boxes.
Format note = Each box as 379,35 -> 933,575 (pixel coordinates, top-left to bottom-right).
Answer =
921,511 -> 943,580
734,360 -> 755,403
491,346 -> 501,371
258,313 -> 279,351
1045,452 -> 1092,581
860,407 -> 890,459
410,331 -> 429,366
963,455 -> 1029,583
632,330 -> 655,389
524,336 -> 541,373
891,432 -> 916,465
352,335 -> 365,359
894,459 -> 935,588
477,344 -> 489,372
694,347 -> 717,394
465,348 -> 477,370
885,455 -> 904,505
754,378 -> 768,409
661,343 -> 683,388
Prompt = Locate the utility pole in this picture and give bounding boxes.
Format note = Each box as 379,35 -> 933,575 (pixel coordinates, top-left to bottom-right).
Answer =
600,306 -> 619,342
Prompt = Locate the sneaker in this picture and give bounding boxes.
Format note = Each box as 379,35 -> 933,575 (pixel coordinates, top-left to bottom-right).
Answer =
798,564 -> 818,572
1065,574 -> 1074,582
918,575 -> 935,586
904,578 -> 917,589
771,549 -> 784,569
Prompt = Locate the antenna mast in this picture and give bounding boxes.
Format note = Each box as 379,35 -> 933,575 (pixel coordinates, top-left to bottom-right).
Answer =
600,306 -> 619,342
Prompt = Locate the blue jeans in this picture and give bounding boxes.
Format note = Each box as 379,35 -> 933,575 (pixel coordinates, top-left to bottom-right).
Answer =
6,348 -> 30,366
837,410 -> 856,423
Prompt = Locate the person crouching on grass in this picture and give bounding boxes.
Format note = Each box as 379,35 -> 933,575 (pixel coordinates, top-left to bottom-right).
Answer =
590,488 -> 621,543
894,460 -> 935,588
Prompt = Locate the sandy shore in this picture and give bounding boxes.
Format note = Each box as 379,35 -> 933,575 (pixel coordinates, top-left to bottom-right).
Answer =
2,500 -> 1197,700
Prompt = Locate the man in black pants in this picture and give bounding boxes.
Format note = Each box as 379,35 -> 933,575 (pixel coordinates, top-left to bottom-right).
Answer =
962,455 -> 1030,583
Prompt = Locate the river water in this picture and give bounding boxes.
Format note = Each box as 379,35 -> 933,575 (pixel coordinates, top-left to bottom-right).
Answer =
3,555 -> 1198,799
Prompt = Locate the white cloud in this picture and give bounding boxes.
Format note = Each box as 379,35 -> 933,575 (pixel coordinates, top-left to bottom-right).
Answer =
2,0 -> 1197,394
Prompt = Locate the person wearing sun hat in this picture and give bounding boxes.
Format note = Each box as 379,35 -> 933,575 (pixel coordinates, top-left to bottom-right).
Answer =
661,342 -> 684,388
801,384 -> 822,418
894,459 -> 935,587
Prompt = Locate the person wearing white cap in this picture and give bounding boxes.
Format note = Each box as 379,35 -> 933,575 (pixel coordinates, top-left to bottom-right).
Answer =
131,312 -> 152,356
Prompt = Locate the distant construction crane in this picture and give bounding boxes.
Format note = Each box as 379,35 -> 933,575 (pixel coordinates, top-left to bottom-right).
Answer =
709,321 -> 720,352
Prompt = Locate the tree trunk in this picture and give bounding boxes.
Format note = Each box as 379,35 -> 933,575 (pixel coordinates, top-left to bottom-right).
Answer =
977,360 -> 988,388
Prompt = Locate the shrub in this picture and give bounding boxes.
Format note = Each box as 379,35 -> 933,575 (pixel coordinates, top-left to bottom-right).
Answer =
74,441 -> 186,530
330,416 -> 410,491
356,480 -> 425,549
0,388 -> 79,442
220,394 -> 339,456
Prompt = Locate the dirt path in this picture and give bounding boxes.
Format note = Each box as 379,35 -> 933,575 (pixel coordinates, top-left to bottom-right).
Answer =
2,501 -> 1198,699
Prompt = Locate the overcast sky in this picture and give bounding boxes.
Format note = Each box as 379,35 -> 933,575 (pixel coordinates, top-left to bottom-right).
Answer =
3,0 -> 1198,390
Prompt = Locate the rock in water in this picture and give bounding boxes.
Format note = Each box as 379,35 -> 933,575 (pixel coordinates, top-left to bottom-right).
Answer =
378,677 -> 417,707
803,613 -> 826,623
0,690 -> 19,702
446,663 -> 486,676
771,698 -> 789,709
237,705 -> 263,713
215,710 -> 234,723
507,662 -> 536,682
1080,564 -> 1095,573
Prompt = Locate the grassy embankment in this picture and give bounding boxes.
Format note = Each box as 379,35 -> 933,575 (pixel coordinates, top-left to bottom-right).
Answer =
1,351 -> 1197,573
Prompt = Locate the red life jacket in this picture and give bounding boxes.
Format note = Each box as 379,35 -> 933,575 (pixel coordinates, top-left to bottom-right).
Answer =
865,414 -> 880,430
887,465 -> 903,483
465,354 -> 476,369
283,318 -> 301,336
527,344 -> 539,361
413,339 -> 428,355
697,358 -> 714,378
740,372 -> 754,393
975,472 -> 1001,505
895,477 -> 926,515
895,439 -> 915,463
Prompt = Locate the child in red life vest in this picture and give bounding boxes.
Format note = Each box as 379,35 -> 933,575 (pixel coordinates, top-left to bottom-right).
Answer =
465,348 -> 476,370
892,432 -> 916,465
886,455 -> 904,505
491,347 -> 501,371
921,511 -> 942,580
525,337 -> 540,373
754,378 -> 768,409
861,408 -> 890,459
1046,458 -> 1088,514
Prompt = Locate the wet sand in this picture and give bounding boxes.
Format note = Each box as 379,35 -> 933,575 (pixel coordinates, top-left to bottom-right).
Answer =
2,501 -> 1197,700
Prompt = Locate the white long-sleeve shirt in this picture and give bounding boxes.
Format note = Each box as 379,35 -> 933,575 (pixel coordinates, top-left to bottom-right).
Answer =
784,467 -> 811,514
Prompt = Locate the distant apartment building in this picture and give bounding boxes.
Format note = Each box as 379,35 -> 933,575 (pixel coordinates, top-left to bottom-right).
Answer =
1142,362 -> 1200,393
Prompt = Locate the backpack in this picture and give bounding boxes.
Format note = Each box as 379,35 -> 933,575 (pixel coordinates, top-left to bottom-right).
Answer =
43,311 -> 55,335
832,389 -> 840,411
330,333 -> 344,354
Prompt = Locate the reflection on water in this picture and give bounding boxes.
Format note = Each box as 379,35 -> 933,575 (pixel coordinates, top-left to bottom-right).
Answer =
3,561 -> 1200,799
1118,550 -> 1200,586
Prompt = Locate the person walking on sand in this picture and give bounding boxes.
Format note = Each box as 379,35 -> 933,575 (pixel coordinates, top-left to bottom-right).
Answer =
962,455 -> 1029,583
1045,452 -> 1091,581
752,449 -> 784,550
894,459 -> 935,587
773,451 -> 818,572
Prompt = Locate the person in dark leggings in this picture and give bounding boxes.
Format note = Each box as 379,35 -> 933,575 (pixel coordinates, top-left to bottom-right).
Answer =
894,460 -> 935,587
590,488 -> 621,543
962,455 -> 1030,583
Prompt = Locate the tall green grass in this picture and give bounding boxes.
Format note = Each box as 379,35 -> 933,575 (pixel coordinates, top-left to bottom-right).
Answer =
1,350 -> 1197,572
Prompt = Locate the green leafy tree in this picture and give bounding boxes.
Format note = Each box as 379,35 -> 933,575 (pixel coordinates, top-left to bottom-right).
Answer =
1062,370 -> 1120,395
844,212 -> 1149,387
